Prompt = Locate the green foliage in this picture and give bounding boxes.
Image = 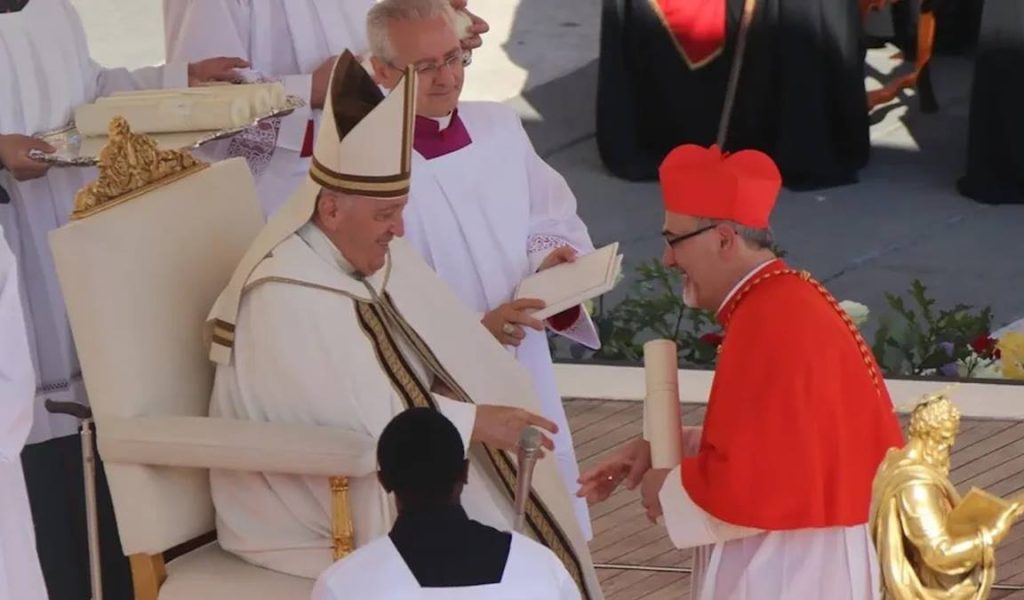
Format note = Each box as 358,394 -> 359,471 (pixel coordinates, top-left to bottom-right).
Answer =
565,259 -> 720,366
554,245 -> 998,381
871,279 -> 994,376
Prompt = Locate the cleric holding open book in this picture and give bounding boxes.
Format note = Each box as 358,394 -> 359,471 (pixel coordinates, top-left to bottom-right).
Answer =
368,0 -> 598,539
577,144 -> 905,600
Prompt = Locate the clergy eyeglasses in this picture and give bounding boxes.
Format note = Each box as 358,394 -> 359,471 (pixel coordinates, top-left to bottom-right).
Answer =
392,50 -> 472,79
663,225 -> 716,248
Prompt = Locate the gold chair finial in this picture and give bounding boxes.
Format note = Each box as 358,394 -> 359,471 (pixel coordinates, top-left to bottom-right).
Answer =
72,117 -> 207,220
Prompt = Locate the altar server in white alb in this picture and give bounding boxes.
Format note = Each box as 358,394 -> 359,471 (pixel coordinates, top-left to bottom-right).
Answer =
1,0 -> 242,589
0,223 -> 47,600
314,408 -> 581,600
368,0 -> 598,539
163,0 -> 488,217
205,52 -> 602,599
0,0 -> 241,454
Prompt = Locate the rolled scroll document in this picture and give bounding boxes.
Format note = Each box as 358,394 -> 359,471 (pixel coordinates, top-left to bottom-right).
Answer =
75,95 -> 253,136
104,82 -> 287,116
193,82 -> 286,116
643,339 -> 683,469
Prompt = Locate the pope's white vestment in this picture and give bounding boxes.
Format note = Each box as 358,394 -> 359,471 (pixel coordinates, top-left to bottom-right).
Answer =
163,0 -> 373,216
209,222 -> 600,599
0,223 -> 48,600
312,532 -> 581,600
403,101 -> 597,539
0,0 -> 187,444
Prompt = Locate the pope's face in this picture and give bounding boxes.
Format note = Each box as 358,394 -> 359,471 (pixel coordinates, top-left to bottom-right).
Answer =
317,190 -> 407,276
375,15 -> 464,118
661,212 -> 735,311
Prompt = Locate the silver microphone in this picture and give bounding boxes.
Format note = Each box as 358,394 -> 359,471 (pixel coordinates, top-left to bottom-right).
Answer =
513,426 -> 543,533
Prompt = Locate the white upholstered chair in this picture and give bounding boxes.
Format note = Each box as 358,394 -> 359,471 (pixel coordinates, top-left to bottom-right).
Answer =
49,153 -> 373,600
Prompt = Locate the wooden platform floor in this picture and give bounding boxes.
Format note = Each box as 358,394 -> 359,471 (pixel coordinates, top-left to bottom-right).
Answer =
568,399 -> 1024,600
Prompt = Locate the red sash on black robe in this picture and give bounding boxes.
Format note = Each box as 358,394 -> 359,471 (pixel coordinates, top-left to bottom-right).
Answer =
650,0 -> 727,69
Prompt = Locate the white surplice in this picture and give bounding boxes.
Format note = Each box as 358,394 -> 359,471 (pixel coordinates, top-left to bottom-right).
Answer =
0,0 -> 187,444
0,224 -> 48,600
312,533 -> 581,600
402,101 -> 597,539
209,223 -> 601,600
163,0 -> 373,216
656,425 -> 882,599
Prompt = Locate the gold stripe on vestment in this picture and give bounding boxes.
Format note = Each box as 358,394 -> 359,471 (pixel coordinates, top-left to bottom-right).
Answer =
309,160 -> 410,198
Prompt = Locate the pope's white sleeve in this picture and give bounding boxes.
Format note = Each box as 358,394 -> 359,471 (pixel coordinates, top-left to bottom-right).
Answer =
434,396 -> 476,454
658,464 -> 762,549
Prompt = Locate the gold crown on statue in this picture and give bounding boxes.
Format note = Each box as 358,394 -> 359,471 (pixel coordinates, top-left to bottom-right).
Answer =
72,117 -> 208,220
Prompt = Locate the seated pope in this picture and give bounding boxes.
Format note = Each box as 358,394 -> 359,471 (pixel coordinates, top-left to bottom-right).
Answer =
202,51 -> 601,598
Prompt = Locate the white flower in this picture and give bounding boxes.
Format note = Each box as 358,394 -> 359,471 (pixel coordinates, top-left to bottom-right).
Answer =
956,351 -> 1003,379
973,361 -> 1004,379
839,300 -> 870,328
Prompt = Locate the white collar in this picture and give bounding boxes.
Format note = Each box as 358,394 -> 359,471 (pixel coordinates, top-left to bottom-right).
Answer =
297,221 -> 356,276
427,112 -> 453,131
717,258 -> 776,314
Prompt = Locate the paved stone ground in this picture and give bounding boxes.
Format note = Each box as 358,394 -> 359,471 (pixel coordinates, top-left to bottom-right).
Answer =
72,1 -> 1024,338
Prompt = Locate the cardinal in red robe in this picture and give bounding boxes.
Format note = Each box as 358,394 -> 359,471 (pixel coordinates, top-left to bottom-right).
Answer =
578,144 -> 904,600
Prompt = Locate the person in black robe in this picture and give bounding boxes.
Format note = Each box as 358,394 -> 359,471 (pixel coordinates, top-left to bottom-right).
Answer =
958,0 -> 1024,205
596,0 -> 870,191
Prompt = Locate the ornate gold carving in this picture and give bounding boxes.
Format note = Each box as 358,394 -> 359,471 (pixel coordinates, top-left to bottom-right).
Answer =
72,116 -> 208,221
330,476 -> 355,561
870,391 -> 1024,599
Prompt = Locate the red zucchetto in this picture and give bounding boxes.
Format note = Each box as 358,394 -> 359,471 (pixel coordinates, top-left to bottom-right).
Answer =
658,144 -> 782,229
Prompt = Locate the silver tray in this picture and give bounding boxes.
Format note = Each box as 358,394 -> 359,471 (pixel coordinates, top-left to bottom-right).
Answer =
29,95 -> 306,167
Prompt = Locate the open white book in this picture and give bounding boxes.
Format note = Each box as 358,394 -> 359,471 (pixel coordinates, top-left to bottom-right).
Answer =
513,243 -> 623,321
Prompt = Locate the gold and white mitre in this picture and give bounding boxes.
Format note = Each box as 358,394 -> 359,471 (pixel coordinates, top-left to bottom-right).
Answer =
206,50 -> 416,364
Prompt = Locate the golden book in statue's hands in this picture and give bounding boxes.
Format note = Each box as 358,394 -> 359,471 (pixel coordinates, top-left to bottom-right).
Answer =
947,487 -> 1022,538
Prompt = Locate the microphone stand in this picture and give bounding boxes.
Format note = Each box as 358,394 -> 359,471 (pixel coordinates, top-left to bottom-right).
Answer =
513,427 -> 542,533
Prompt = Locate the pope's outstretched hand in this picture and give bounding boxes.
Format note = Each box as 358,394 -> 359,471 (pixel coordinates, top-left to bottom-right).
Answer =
472,405 -> 557,453
577,438 -> 651,503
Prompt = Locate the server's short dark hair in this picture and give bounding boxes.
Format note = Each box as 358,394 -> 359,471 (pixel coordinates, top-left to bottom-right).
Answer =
377,407 -> 466,501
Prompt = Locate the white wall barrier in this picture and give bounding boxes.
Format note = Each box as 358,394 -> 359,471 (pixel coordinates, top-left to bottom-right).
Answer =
554,363 -> 1024,420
